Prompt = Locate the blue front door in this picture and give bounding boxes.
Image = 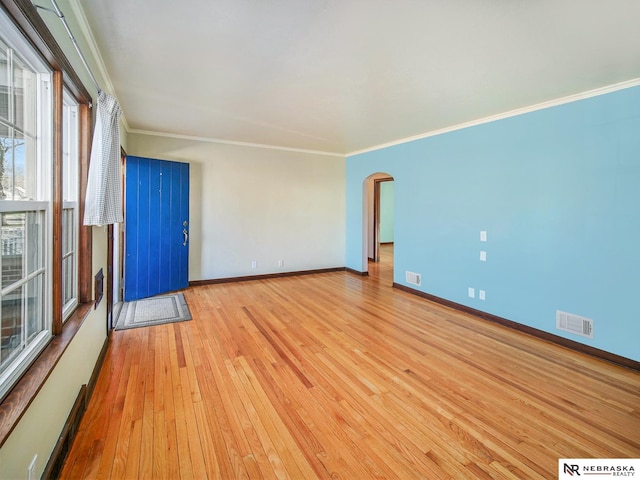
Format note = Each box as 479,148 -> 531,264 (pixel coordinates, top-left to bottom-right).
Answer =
124,156 -> 189,301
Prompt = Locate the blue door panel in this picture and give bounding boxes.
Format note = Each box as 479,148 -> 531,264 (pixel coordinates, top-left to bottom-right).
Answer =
147,160 -> 162,296
125,159 -> 140,297
125,156 -> 189,301
179,162 -> 190,286
137,160 -> 152,297
169,161 -> 188,291
159,160 -> 174,294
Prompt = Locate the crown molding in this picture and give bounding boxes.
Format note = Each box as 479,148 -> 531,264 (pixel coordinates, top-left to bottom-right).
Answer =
130,77 -> 640,160
128,128 -> 345,158
347,78 -> 640,157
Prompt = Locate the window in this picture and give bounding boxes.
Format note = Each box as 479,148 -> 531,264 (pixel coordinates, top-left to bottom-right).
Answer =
62,91 -> 78,320
0,11 -> 53,400
0,1 -> 94,439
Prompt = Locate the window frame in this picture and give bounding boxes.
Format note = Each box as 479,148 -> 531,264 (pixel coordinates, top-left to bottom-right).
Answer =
61,89 -> 79,321
0,206 -> 50,394
0,0 -> 54,401
0,0 -> 94,447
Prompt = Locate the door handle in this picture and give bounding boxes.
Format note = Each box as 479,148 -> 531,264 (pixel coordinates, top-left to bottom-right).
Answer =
183,228 -> 189,246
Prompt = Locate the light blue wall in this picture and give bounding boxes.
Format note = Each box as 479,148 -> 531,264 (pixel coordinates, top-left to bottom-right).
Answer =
379,181 -> 394,243
346,86 -> 640,361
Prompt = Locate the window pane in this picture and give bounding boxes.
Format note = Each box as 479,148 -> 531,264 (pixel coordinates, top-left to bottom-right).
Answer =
13,56 -> 36,137
63,255 -> 73,305
0,42 -> 8,122
17,128 -> 36,202
62,208 -> 70,255
1,131 -> 15,200
0,118 -> 6,140
0,39 -> 38,201
62,102 -> 78,202
62,207 -> 77,313
0,127 -> 35,202
0,211 -> 42,289
26,274 -> 43,341
62,93 -> 78,319
26,210 -> 43,274
0,285 -> 22,374
1,212 -> 24,289
14,133 -> 34,201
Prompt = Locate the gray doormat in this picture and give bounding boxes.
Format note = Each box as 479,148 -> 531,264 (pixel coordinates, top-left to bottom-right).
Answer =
115,293 -> 191,330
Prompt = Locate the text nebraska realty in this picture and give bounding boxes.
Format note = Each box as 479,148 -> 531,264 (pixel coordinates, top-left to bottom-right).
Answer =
569,464 -> 635,476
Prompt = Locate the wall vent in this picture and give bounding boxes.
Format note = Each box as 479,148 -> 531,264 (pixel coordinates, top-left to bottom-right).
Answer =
405,271 -> 421,286
556,310 -> 593,339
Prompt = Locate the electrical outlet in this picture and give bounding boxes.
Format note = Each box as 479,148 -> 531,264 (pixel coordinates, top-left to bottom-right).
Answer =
278,259 -> 284,268
479,290 -> 486,300
468,287 -> 475,298
479,250 -> 487,262
251,260 -> 257,269
480,230 -> 487,242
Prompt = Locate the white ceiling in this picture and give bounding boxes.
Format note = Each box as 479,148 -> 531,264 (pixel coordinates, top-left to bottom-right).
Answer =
78,0 -> 640,155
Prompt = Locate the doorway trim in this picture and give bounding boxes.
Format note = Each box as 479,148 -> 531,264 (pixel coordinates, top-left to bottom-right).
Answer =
359,172 -> 394,274
107,147 -> 126,332
373,176 -> 393,263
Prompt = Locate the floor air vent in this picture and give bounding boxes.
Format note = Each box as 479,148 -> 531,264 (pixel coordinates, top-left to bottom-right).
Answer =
405,271 -> 421,286
556,310 -> 593,339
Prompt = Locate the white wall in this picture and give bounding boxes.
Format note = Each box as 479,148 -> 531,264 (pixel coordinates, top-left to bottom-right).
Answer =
127,133 -> 346,280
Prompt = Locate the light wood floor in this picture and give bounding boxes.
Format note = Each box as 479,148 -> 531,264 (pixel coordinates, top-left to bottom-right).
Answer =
62,245 -> 639,479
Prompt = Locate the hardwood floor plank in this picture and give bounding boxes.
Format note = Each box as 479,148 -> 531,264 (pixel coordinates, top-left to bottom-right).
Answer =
200,340 -> 253,461
168,326 -> 196,480
164,412 -> 181,480
95,335 -> 139,480
151,409 -> 167,479
235,355 -> 313,479
224,357 -> 284,480
137,329 -> 155,478
60,245 -> 640,479
193,363 -> 245,480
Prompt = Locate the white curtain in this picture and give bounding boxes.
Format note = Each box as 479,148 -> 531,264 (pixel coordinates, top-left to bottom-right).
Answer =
83,90 -> 123,226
